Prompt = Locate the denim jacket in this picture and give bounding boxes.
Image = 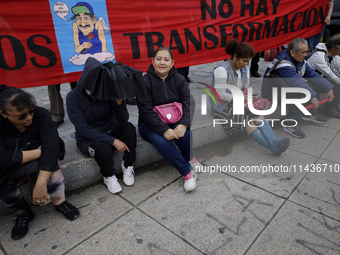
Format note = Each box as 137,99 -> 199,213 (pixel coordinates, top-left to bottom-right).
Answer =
210,59 -> 249,113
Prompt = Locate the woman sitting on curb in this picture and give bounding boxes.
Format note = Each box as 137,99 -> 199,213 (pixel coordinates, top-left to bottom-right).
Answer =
210,39 -> 290,155
137,46 -> 202,192
0,85 -> 79,240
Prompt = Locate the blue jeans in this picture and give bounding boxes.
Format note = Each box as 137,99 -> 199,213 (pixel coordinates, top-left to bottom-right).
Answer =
138,122 -> 192,176
306,25 -> 325,49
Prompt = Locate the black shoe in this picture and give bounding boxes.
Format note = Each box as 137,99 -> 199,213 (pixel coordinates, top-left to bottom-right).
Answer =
55,201 -> 80,221
11,209 -> 35,240
251,72 -> 261,78
323,108 -> 340,118
54,120 -> 64,129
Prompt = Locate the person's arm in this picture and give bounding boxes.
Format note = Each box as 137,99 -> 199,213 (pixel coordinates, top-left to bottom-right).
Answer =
113,99 -> 129,124
136,75 -> 170,136
28,109 -> 59,205
96,21 -> 107,52
214,66 -> 234,102
275,64 -> 318,98
73,22 -> 92,53
303,62 -> 334,93
32,169 -> 52,206
36,108 -> 59,171
325,0 -> 334,25
307,51 -> 340,81
177,74 -> 191,128
22,149 -> 41,164
66,91 -> 115,146
174,74 -> 190,138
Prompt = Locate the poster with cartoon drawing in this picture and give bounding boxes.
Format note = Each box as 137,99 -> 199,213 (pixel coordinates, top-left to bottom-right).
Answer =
49,1 -> 115,73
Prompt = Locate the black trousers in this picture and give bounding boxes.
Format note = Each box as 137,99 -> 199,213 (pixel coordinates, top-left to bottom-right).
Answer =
250,53 -> 260,73
89,122 -> 136,177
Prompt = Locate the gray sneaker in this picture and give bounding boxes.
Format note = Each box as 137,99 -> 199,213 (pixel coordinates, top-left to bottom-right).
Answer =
301,114 -> 326,124
283,126 -> 305,138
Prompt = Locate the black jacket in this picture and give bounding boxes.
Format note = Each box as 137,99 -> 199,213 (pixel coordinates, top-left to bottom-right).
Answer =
66,86 -> 129,156
0,106 -> 59,186
137,64 -> 191,135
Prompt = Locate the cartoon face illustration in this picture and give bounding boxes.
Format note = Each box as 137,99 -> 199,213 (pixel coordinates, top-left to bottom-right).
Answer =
52,1 -> 115,67
75,13 -> 96,36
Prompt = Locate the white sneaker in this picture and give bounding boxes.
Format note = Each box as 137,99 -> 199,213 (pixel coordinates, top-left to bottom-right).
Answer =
189,156 -> 203,172
121,161 -> 135,186
103,175 -> 122,194
184,169 -> 197,192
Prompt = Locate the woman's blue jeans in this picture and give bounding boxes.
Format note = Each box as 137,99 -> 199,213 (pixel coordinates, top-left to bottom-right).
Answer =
138,122 -> 192,176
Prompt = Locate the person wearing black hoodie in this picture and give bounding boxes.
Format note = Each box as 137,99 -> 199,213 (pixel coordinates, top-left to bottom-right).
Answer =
66,58 -> 137,195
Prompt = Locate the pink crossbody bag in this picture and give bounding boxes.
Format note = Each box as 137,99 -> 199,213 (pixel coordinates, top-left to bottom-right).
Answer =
153,102 -> 183,125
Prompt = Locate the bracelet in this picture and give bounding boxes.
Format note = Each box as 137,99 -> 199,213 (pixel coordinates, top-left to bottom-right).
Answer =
37,174 -> 49,179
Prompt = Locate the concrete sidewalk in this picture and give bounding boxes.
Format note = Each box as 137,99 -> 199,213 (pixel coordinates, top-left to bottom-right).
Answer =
0,59 -> 340,254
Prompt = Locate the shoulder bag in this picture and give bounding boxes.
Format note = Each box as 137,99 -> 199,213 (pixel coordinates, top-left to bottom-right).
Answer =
226,61 -> 271,111
153,102 -> 183,125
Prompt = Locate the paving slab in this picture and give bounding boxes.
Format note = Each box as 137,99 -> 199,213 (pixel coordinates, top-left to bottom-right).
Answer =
289,158 -> 340,221
246,201 -> 340,255
139,173 -> 285,255
69,209 -> 203,255
0,185 -> 132,255
119,161 -> 181,205
321,115 -> 340,130
203,136 -> 317,198
321,131 -> 340,163
274,124 -> 338,157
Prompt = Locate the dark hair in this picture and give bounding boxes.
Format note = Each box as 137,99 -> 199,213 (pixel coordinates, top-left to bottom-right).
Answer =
153,46 -> 173,60
325,33 -> 340,51
71,13 -> 95,21
287,38 -> 307,52
0,85 -> 36,113
225,39 -> 255,59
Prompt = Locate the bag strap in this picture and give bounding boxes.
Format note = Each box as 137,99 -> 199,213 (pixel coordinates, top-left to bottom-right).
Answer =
226,60 -> 237,86
305,47 -> 328,61
266,58 -> 295,77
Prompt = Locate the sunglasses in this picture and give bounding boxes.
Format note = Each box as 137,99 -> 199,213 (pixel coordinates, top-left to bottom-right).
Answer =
6,106 -> 36,120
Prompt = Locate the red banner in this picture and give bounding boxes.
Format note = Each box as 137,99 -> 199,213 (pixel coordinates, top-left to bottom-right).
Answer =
0,0 -> 329,88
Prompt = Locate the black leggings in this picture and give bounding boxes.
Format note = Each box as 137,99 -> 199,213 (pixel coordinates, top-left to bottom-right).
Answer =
89,122 -> 136,177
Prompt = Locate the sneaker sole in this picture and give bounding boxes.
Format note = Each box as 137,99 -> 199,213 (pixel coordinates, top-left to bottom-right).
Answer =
301,117 -> 326,124
109,189 -> 122,194
104,181 -> 122,194
123,181 -> 134,187
185,182 -> 196,192
283,128 -> 305,139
